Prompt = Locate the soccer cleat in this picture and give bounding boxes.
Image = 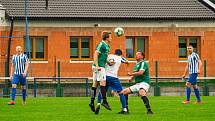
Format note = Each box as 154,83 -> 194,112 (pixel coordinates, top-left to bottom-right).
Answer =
147,110 -> 153,115
95,105 -> 100,115
118,110 -> 129,114
22,101 -> 26,106
126,107 -> 129,113
194,101 -> 202,104
182,100 -> 190,104
101,101 -> 111,110
8,101 -> 15,105
89,103 -> 95,112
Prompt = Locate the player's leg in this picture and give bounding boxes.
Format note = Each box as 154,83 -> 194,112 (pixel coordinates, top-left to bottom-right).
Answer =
120,86 -> 132,112
138,83 -> 153,114
193,84 -> 201,103
89,79 -> 98,112
8,75 -> 18,105
182,75 -> 193,104
191,74 -> 201,103
109,77 -> 128,114
20,76 -> 27,105
99,69 -> 111,110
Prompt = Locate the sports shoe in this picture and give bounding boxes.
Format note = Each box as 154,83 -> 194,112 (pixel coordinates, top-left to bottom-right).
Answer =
8,101 -> 15,105
182,100 -> 190,104
147,110 -> 153,115
126,106 -> 129,113
89,102 -> 95,112
95,104 -> 100,115
22,100 -> 26,106
118,110 -> 129,114
102,101 -> 111,110
194,101 -> 202,104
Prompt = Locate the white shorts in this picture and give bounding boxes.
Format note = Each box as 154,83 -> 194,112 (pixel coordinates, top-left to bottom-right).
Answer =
92,67 -> 106,82
129,82 -> 150,93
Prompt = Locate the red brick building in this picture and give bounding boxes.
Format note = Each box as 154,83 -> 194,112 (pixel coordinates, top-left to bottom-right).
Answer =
1,0 -> 215,78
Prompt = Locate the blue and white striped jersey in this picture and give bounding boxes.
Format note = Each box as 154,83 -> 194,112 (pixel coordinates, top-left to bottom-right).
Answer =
12,54 -> 28,75
188,52 -> 200,74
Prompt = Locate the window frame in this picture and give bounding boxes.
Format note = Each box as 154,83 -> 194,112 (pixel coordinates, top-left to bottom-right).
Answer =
178,36 -> 201,59
24,36 -> 48,61
125,36 -> 148,60
70,36 -> 93,61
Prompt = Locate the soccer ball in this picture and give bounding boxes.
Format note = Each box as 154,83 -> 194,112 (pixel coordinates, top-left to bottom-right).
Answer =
114,27 -> 124,37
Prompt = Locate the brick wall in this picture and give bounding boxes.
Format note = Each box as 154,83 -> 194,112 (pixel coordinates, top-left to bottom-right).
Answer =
1,26 -> 215,77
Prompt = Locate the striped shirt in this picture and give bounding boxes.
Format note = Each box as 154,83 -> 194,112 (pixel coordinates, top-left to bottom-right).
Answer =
12,54 -> 28,75
188,52 -> 199,74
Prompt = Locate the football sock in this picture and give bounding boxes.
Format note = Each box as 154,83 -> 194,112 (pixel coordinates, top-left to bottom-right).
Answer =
11,88 -> 16,101
119,93 -> 127,108
100,86 -> 107,102
141,96 -> 151,111
90,87 -> 97,103
97,91 -> 102,103
124,94 -> 128,106
22,89 -> 26,101
194,88 -> 201,101
186,87 -> 191,101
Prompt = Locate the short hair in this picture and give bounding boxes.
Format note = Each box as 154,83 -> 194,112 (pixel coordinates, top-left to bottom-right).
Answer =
137,51 -> 145,59
114,49 -> 122,56
188,45 -> 193,48
102,31 -> 111,40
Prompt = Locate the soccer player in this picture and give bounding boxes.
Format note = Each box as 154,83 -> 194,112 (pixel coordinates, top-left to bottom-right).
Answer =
89,31 -> 112,112
182,45 -> 202,104
120,51 -> 153,115
8,46 -> 29,105
95,49 -> 129,114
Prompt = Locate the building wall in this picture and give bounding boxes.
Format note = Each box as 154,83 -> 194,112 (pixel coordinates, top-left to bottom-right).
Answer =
1,22 -> 215,77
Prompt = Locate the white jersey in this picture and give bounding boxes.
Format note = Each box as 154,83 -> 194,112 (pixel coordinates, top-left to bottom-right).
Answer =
105,54 -> 127,78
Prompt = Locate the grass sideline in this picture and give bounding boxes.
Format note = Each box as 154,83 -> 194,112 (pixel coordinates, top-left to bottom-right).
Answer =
0,96 -> 215,121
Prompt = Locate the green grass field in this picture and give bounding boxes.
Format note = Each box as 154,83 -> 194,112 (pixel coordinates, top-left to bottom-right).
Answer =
0,96 -> 215,121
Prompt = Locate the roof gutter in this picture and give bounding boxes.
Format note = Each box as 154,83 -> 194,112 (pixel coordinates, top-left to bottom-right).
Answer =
199,0 -> 215,12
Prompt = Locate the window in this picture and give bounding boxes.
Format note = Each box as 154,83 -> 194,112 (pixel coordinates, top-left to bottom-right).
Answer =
178,37 -> 200,58
126,36 -> 148,59
70,37 -> 92,60
24,37 -> 48,60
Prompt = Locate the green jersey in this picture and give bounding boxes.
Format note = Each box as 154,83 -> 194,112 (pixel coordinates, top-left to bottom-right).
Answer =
133,60 -> 150,84
93,40 -> 110,67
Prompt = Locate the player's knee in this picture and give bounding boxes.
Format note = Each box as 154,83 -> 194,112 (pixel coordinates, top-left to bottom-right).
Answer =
185,83 -> 191,87
120,89 -> 126,94
139,89 -> 146,96
100,81 -> 106,86
193,85 -> 198,89
22,86 -> 26,90
12,84 -> 17,88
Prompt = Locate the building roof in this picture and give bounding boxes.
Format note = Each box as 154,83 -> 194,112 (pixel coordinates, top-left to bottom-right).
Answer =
0,0 -> 215,20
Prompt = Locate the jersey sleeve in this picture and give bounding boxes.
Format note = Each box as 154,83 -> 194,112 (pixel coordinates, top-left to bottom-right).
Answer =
139,61 -> 145,71
95,42 -> 102,53
121,56 -> 127,63
24,54 -> 28,63
195,53 -> 200,61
